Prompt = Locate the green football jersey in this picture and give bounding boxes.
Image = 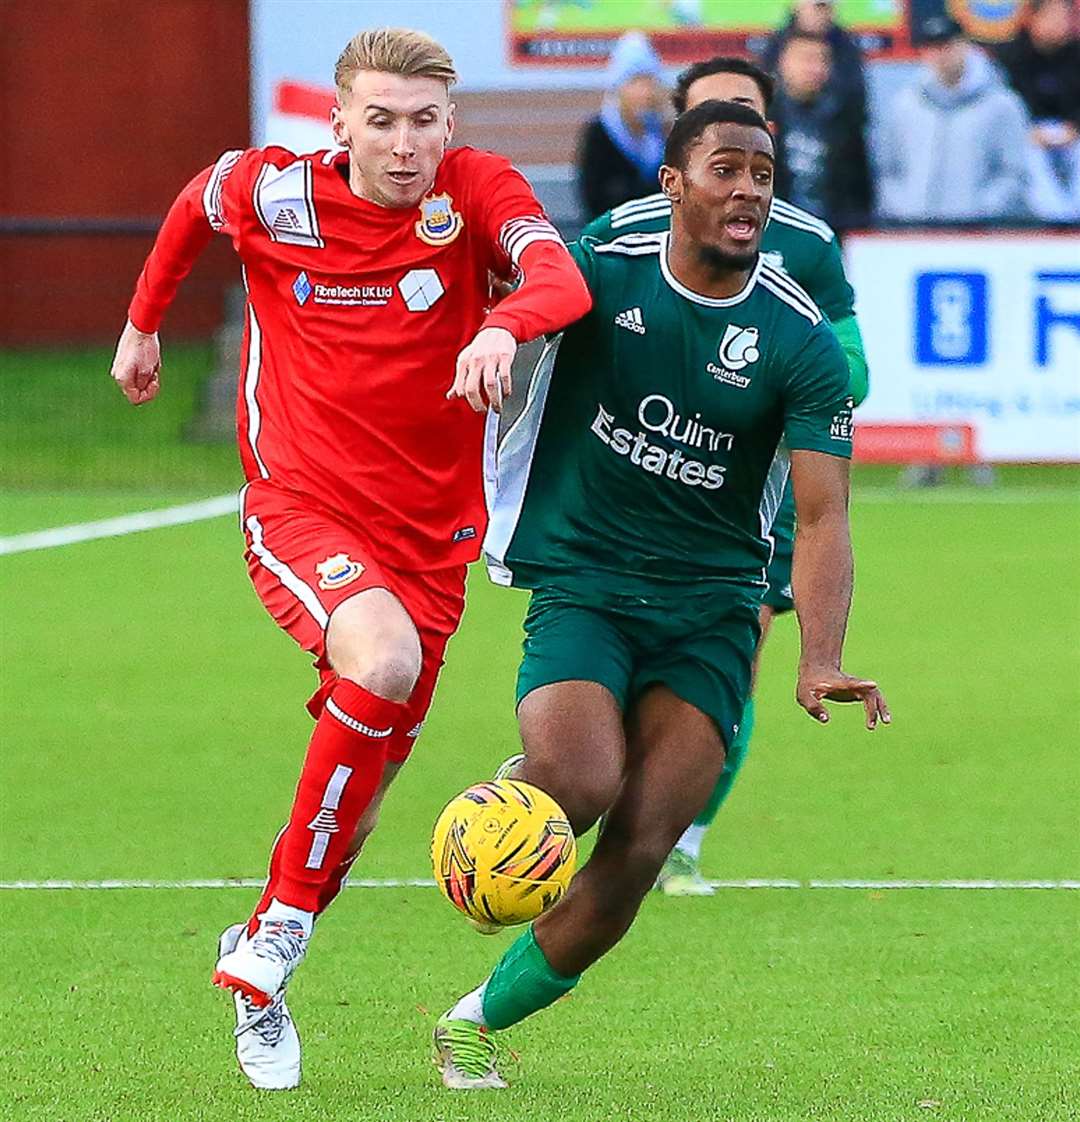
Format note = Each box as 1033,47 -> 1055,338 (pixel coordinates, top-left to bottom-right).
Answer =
484,232 -> 853,599
581,194 -> 855,324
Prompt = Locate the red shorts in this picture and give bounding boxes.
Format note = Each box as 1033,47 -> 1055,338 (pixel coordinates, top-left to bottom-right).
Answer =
240,480 -> 467,763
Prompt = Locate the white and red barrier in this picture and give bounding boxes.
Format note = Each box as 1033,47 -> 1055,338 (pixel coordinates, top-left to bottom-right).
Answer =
846,231 -> 1080,463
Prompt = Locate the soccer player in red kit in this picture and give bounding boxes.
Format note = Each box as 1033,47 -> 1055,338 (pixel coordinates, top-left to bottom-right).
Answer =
109,28 -> 590,1090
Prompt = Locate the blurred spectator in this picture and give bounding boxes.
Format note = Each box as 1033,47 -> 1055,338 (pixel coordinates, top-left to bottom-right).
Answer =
878,16 -> 1030,223
771,31 -> 873,232
996,0 -> 1080,221
577,32 -> 667,220
761,0 -> 867,121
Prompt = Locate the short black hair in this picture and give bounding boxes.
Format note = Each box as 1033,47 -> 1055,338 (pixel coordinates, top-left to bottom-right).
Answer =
663,100 -> 771,170
672,56 -> 776,115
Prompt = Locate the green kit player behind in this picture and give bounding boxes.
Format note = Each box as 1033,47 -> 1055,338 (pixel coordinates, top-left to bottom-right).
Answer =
432,100 -> 890,1090
582,56 -> 872,895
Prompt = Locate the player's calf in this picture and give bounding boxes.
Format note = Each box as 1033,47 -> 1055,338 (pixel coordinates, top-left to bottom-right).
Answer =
533,827 -> 673,975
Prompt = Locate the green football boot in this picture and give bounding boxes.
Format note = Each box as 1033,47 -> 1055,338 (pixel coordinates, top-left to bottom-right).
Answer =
655,848 -> 715,897
433,1015 -> 508,1089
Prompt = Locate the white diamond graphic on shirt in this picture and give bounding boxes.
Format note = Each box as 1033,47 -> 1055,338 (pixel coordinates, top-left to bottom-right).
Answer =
398,268 -> 445,312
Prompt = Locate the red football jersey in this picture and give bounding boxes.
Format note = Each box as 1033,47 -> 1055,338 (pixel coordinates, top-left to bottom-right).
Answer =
130,145 -> 588,570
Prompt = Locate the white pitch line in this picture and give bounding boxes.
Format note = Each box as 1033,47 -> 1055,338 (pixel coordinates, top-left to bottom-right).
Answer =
1,878 -> 1077,891
808,879 -> 1080,890
0,494 -> 237,556
1,486 -> 1075,559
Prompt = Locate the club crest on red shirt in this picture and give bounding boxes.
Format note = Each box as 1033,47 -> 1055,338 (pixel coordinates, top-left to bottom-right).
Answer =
315,553 -> 365,591
415,192 -> 463,246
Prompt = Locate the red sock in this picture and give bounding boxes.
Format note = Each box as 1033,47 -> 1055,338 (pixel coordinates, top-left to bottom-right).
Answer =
248,679 -> 405,923
315,850 -> 361,916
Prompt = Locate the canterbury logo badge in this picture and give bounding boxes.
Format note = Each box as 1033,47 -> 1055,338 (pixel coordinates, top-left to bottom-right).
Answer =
717,324 -> 761,371
315,553 -> 365,591
614,307 -> 646,334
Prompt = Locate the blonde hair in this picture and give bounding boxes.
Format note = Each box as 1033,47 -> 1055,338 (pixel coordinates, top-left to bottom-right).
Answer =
335,28 -> 458,99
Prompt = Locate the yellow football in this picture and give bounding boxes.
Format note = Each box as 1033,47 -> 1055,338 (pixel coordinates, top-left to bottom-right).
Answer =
431,779 -> 577,928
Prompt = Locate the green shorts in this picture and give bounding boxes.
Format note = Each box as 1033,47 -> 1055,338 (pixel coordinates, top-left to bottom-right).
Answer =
764,480 -> 795,614
516,585 -> 761,750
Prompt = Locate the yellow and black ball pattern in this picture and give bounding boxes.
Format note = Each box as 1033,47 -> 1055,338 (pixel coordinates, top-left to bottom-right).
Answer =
431,779 -> 577,927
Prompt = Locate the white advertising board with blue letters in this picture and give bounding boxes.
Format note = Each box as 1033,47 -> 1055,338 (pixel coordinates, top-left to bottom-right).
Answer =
845,233 -> 1080,462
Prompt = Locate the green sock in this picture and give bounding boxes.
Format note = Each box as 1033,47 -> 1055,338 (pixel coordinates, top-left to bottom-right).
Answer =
692,697 -> 755,828
480,925 -> 580,1030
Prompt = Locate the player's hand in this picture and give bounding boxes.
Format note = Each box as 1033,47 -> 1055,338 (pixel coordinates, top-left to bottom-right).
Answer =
110,319 -> 162,406
448,327 -> 517,413
796,664 -> 891,730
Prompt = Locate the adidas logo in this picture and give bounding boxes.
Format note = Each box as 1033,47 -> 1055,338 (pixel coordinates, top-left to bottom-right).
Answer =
272,207 -> 303,232
614,307 -> 646,335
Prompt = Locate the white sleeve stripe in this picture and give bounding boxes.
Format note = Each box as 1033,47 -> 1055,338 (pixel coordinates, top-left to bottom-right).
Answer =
502,223 -> 560,248
769,209 -> 834,242
771,198 -> 833,230
502,218 -> 560,241
594,241 -> 663,256
201,149 -> 244,232
761,263 -> 822,321
251,164 -> 274,241
500,216 -> 564,263
593,232 -> 666,252
762,276 -> 820,325
611,203 -> 670,228
769,200 -> 835,241
760,274 -> 821,325
501,214 -> 554,228
499,216 -> 560,245
504,228 -> 563,263
302,160 -> 322,244
610,192 -> 667,218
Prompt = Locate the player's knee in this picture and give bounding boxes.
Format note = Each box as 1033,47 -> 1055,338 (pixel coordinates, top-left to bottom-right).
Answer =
326,589 -> 422,702
356,649 -> 421,702
525,761 -> 620,836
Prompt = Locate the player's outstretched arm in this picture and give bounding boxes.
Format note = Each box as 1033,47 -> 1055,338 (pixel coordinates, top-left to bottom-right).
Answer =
111,154 -> 248,404
110,320 -> 162,406
789,449 -> 890,729
448,237 -> 591,413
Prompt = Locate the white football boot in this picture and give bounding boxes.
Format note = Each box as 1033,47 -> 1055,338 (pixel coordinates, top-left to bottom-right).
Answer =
215,922 -> 302,1090
213,913 -> 308,1006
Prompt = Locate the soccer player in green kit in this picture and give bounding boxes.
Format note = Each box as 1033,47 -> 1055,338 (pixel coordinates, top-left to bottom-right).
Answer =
432,100 -> 889,1089
583,57 -> 872,894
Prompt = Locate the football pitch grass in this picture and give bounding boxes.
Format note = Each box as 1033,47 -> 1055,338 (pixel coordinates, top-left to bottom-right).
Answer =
1,345 -> 1078,1120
